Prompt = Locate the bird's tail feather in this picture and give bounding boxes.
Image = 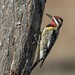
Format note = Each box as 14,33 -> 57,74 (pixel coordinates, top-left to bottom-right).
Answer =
31,54 -> 47,71
40,52 -> 48,67
31,59 -> 41,71
40,59 -> 45,67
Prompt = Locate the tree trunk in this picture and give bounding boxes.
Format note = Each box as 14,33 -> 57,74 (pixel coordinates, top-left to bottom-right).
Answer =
0,0 -> 46,75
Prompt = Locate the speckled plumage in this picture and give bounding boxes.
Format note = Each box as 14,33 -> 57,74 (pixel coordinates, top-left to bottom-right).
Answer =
31,14 -> 63,71
39,26 -> 59,66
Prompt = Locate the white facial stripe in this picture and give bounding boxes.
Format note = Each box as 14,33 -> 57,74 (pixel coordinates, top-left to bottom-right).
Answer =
53,17 -> 59,25
58,18 -> 61,23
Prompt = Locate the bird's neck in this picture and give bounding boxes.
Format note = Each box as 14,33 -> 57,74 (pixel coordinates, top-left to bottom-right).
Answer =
45,26 -> 57,31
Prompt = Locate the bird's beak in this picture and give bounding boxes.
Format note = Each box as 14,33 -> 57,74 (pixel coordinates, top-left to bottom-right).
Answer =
46,13 -> 53,20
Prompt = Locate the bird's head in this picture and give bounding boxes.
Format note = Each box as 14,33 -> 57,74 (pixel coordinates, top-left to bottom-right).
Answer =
46,13 -> 63,29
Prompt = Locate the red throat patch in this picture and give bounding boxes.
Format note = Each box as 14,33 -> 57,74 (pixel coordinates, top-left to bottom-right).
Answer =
51,20 -> 56,27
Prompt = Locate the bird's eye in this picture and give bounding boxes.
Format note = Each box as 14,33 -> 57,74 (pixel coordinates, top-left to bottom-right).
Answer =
56,18 -> 61,23
56,18 -> 59,21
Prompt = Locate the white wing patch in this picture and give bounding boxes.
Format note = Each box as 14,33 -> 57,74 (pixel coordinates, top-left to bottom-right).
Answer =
40,50 -> 43,59
47,40 -> 50,48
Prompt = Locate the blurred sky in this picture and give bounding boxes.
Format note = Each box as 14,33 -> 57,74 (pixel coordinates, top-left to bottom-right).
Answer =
31,0 -> 75,75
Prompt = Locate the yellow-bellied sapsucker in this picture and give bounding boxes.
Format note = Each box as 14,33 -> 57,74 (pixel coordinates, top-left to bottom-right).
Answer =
31,13 -> 63,71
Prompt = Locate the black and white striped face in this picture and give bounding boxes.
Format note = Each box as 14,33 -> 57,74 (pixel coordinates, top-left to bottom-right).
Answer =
53,16 -> 63,28
46,13 -> 63,29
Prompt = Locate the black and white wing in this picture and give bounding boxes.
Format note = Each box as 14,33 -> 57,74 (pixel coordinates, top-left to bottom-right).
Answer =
31,28 -> 59,71
40,29 -> 59,67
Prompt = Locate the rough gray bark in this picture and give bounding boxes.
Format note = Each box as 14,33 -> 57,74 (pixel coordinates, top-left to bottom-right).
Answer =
0,0 -> 46,75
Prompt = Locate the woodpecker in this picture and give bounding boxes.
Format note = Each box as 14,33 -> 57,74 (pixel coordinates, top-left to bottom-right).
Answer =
31,13 -> 63,71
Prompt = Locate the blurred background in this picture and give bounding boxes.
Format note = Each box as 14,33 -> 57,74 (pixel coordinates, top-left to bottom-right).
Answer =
31,0 -> 75,75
